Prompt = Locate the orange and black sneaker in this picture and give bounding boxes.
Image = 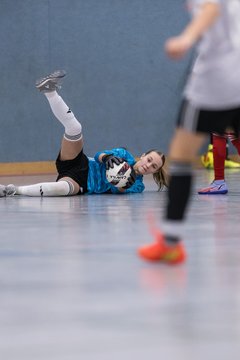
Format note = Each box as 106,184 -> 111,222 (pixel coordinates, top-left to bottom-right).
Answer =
138,230 -> 186,265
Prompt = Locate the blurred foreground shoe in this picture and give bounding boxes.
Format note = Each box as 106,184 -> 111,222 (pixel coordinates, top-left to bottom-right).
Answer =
198,180 -> 228,195
138,229 -> 186,265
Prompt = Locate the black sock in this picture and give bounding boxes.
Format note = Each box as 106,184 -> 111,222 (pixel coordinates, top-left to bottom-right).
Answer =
166,162 -> 193,221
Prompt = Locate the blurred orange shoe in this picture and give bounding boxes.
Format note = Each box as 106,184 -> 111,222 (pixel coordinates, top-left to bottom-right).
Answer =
138,231 -> 186,265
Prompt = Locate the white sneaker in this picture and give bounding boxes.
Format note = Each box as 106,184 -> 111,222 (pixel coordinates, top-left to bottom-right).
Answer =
0,185 -> 6,197
198,180 -> 228,195
35,70 -> 66,92
5,184 -> 16,196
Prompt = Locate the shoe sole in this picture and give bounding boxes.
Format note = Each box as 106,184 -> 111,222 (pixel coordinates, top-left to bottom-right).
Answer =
36,70 -> 66,88
198,190 -> 228,195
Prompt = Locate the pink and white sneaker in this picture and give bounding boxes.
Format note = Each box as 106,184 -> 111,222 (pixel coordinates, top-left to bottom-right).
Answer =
198,180 -> 228,195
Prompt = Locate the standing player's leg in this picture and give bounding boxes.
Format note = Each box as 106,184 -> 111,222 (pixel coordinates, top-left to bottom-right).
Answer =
198,133 -> 228,194
213,134 -> 227,180
138,127 -> 206,264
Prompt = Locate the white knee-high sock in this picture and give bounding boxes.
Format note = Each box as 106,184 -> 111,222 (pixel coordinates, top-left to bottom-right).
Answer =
44,91 -> 82,141
16,181 -> 75,197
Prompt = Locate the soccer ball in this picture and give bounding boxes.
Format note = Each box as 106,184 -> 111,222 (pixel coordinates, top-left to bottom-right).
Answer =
106,161 -> 132,188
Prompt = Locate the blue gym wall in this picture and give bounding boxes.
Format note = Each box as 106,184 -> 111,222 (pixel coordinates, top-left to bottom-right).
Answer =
0,0 -> 191,162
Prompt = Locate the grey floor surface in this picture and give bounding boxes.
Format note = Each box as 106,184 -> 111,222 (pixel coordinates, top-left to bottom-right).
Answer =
0,169 -> 240,360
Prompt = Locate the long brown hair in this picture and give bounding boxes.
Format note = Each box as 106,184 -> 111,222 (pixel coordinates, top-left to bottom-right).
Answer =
145,149 -> 169,191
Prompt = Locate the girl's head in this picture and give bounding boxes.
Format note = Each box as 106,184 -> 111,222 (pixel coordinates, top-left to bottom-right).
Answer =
134,149 -> 168,190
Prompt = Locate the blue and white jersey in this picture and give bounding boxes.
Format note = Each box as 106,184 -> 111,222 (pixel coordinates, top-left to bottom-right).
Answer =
185,0 -> 240,109
86,147 -> 145,194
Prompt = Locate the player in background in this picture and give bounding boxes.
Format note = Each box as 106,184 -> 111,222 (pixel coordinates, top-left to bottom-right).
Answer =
0,71 -> 168,197
138,0 -> 240,264
201,134 -> 240,170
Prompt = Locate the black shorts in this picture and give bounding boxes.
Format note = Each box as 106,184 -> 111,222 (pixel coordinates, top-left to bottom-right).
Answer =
177,99 -> 240,136
56,150 -> 89,194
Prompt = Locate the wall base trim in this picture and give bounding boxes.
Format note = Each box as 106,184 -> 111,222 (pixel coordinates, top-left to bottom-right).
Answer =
0,161 -> 56,176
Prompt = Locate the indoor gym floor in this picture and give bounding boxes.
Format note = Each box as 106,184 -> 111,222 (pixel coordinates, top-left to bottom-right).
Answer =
0,168 -> 240,360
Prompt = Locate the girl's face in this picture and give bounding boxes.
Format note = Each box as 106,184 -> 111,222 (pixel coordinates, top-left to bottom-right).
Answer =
134,151 -> 163,175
